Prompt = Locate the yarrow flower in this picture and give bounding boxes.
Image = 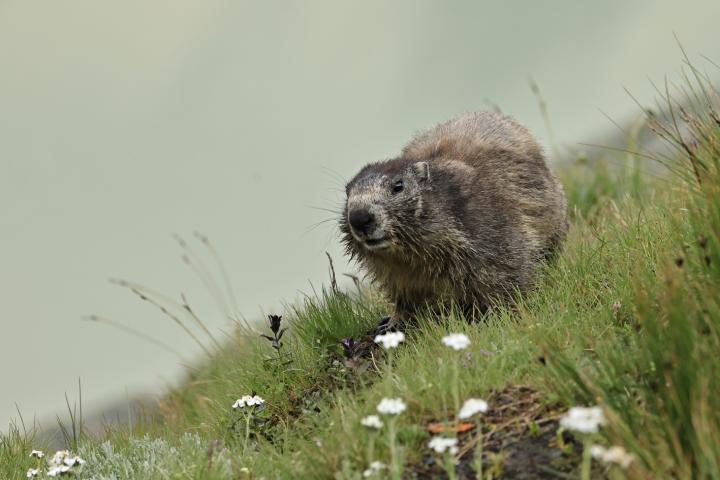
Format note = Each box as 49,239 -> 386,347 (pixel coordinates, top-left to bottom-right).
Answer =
458,398 -> 488,419
590,444 -> 635,469
362,461 -> 386,478
232,394 -> 265,409
51,449 -> 85,466
26,469 -> 40,478
47,466 -> 71,477
376,397 -> 407,415
29,449 -> 44,458
441,333 -> 471,351
373,331 -> 405,349
360,414 -> 384,429
47,465 -> 70,477
559,406 -> 606,433
428,436 -> 459,455
43,449 -> 85,477
63,456 -> 85,467
49,450 -> 69,462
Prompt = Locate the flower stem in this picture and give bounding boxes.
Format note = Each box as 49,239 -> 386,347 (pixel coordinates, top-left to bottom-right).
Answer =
243,411 -> 252,457
473,420 -> 483,480
580,438 -> 592,480
445,451 -> 457,480
388,416 -> 400,480
446,358 -> 461,480
452,357 -> 460,430
367,433 -> 376,467
386,351 -> 394,394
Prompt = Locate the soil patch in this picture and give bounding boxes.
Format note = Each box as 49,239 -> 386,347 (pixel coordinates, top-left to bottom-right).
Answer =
412,385 -> 585,479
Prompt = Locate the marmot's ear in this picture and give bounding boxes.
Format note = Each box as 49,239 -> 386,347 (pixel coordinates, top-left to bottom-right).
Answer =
413,161 -> 430,182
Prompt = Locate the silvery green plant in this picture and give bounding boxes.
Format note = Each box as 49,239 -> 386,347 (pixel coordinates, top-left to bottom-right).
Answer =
76,434 -> 234,479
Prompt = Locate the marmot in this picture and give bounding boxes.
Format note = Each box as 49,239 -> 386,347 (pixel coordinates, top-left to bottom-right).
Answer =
339,111 -> 568,321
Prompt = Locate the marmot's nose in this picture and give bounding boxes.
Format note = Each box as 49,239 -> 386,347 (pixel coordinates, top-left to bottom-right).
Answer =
348,208 -> 376,235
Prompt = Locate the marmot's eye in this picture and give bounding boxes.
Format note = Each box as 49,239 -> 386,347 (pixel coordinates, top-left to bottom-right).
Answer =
392,179 -> 404,194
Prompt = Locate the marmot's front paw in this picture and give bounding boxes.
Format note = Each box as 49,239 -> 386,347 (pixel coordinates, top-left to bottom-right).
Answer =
373,315 -> 393,337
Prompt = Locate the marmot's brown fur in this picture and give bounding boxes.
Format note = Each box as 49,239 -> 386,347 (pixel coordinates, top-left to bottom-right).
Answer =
339,111 -> 569,321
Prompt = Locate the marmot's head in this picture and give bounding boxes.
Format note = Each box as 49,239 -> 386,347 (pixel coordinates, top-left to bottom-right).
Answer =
340,159 -> 430,255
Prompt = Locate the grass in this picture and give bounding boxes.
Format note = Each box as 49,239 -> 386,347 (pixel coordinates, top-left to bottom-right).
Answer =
3,64 -> 720,479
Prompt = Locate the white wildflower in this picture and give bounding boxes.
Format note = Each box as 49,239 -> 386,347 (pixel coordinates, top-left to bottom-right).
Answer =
360,414 -> 384,429
441,333 -> 471,351
589,444 -> 606,458
26,469 -> 40,478
428,436 -> 459,454
44,449 -> 84,475
232,394 -> 265,409
362,460 -> 386,478
28,449 -> 44,458
590,444 -> 634,469
48,450 -> 70,466
47,465 -> 71,477
374,331 -> 405,349
376,397 -> 407,415
63,455 -> 86,466
559,406 -> 606,433
458,398 -> 488,419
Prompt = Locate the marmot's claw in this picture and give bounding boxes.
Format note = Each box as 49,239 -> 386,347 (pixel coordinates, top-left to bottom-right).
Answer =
374,316 -> 393,336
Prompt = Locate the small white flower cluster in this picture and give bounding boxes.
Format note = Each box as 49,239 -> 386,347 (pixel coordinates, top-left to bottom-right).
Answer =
374,331 -> 405,349
44,450 -> 85,478
376,398 -> 407,415
360,414 -> 384,429
26,450 -> 44,478
25,449 -> 85,477
359,399 -> 404,431
590,444 -> 635,469
428,436 -> 459,455
232,394 -> 265,409
441,333 -> 470,351
458,398 -> 488,419
363,460 -> 387,478
362,460 -> 386,478
559,406 -> 607,434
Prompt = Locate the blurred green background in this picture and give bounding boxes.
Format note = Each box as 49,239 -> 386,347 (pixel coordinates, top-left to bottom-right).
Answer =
1,0 -> 718,429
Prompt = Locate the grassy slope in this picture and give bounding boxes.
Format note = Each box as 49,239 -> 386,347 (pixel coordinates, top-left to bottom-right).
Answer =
3,73 -> 719,479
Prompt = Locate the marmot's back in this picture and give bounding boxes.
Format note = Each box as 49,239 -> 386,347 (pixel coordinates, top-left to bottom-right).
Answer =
403,111 -> 568,261
402,111 -> 543,164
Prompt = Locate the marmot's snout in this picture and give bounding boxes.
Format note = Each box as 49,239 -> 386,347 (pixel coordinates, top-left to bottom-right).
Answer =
346,202 -> 390,250
348,208 -> 376,236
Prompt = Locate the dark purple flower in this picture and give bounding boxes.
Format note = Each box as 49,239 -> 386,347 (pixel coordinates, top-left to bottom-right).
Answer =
268,314 -> 282,335
261,314 -> 287,351
341,337 -> 359,359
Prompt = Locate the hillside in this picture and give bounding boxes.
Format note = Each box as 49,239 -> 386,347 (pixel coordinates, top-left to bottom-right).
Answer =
3,72 -> 719,479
